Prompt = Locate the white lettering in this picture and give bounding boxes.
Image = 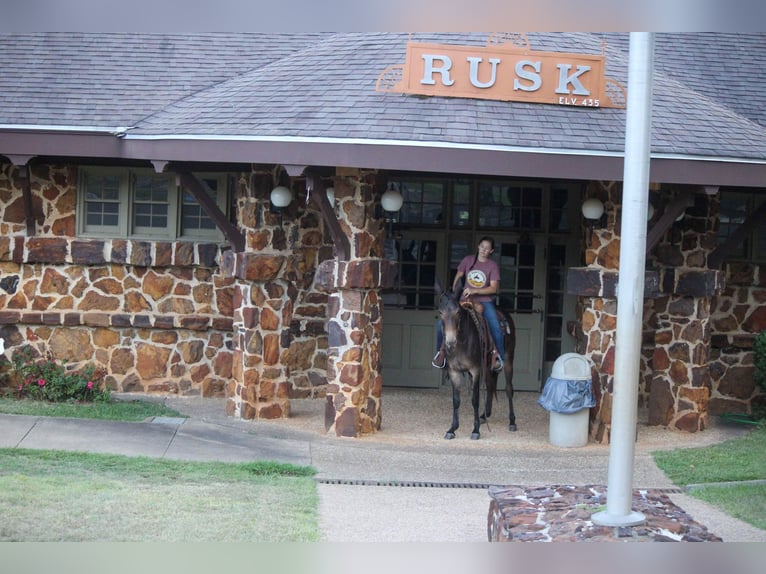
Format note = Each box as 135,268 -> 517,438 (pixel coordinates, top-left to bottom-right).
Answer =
559,96 -> 578,105
467,57 -> 500,89
555,64 -> 591,95
420,54 -> 455,86
513,60 -> 542,91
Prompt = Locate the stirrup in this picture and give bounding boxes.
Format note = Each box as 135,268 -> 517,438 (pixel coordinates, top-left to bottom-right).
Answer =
432,351 -> 446,369
492,352 -> 504,372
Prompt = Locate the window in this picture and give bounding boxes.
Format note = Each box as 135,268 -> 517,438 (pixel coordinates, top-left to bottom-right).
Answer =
477,182 -> 543,230
717,189 -> 766,263
79,168 -> 229,241
395,180 -> 445,225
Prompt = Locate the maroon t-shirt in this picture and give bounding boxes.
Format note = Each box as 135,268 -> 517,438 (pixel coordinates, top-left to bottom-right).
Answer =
457,255 -> 500,303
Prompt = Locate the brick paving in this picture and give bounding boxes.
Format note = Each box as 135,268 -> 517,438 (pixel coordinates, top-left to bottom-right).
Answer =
488,484 -> 722,542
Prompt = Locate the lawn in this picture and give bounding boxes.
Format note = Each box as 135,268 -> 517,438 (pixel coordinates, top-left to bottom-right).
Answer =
653,423 -> 766,531
0,448 -> 319,542
0,396 -> 185,421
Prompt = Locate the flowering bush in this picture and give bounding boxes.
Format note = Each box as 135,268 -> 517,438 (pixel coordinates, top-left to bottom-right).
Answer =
12,346 -> 109,403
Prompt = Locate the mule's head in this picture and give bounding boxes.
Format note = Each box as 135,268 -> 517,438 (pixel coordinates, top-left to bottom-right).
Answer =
437,285 -> 461,352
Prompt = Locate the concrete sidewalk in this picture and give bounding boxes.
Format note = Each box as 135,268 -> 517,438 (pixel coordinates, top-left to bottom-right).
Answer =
1,387 -> 763,542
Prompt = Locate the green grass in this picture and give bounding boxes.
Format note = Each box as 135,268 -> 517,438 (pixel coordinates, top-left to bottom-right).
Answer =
0,397 -> 185,421
0,448 -> 319,542
653,424 -> 766,484
689,483 -> 766,531
653,424 -> 766,531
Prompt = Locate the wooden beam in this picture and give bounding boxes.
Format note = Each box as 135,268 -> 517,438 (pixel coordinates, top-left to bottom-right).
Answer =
708,199 -> 766,269
645,189 -> 694,255
176,171 -> 245,252
305,170 -> 350,261
22,163 -> 36,236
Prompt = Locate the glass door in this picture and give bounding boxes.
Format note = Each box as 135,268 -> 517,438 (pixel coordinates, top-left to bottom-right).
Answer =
381,232 -> 445,388
447,234 -> 545,391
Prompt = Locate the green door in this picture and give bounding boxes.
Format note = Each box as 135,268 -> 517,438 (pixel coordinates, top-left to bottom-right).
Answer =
446,234 -> 546,392
381,233 -> 444,388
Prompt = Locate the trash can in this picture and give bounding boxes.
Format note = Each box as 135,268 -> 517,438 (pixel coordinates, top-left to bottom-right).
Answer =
537,353 -> 595,447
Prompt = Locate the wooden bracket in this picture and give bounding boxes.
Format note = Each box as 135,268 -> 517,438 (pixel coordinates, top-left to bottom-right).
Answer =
176,171 -> 245,253
21,163 -> 36,236
645,189 -> 694,255
305,170 -> 350,261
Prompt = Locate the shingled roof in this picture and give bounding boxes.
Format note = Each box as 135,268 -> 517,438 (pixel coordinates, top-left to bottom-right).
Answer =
1,32 -> 765,186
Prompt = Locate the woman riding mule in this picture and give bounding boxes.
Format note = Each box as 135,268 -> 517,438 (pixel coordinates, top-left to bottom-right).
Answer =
433,236 -> 505,372
435,277 -> 517,440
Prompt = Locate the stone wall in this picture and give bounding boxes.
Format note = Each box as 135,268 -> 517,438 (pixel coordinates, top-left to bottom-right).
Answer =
0,164 -> 235,395
0,162 -> 335,401
709,263 -> 766,415
570,183 -> 734,440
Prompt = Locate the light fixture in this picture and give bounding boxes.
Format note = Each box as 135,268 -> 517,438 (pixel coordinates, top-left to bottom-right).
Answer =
381,182 -> 404,213
380,182 -> 404,238
325,186 -> 335,207
581,197 -> 604,245
270,169 -> 294,226
647,202 -> 655,221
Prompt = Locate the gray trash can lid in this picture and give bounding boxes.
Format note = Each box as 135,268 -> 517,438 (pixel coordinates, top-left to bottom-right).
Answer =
550,353 -> 592,381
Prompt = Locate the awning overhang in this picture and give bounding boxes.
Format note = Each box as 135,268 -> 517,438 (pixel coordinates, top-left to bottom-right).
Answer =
2,127 -> 766,188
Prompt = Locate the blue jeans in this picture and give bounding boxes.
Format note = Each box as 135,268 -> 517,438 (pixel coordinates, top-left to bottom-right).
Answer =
435,300 -> 504,357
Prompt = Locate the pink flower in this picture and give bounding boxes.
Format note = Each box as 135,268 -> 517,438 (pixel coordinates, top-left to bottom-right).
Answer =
17,385 -> 22,391
38,379 -> 45,386
87,381 -> 94,390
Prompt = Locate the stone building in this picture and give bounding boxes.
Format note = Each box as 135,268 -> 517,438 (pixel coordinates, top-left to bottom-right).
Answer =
1,33 -> 764,440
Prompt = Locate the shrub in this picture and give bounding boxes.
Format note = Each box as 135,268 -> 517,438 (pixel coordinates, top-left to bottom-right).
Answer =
755,330 -> 766,392
12,346 -> 109,403
753,330 -> 766,419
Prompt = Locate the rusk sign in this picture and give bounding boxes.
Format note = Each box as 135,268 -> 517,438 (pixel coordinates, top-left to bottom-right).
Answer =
377,35 -> 626,109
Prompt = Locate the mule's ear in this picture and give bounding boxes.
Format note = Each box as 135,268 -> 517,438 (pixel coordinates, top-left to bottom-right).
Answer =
434,277 -> 443,294
453,275 -> 465,294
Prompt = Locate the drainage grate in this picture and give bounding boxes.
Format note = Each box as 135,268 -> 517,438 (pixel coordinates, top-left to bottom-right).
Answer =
316,479 -> 685,493
316,478 -> 493,489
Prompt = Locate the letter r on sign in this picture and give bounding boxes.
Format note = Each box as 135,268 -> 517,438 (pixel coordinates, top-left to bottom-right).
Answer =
420,54 -> 455,86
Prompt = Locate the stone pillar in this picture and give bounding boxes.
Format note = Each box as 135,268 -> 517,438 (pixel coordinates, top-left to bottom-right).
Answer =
569,185 -> 725,440
225,171 -> 297,420
316,259 -> 395,436
313,171 -> 396,437
225,251 -> 293,419
648,271 -> 723,431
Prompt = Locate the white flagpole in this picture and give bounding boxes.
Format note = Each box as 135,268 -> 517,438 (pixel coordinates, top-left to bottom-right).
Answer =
591,32 -> 655,527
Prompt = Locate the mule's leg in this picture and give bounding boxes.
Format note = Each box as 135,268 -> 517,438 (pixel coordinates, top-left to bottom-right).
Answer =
480,371 -> 497,425
470,370 -> 482,440
444,373 -> 461,440
504,361 -> 517,432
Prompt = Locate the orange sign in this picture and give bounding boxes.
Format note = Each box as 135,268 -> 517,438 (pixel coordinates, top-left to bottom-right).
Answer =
377,36 -> 625,109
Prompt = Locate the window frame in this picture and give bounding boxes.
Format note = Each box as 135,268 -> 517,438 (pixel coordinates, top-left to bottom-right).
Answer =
77,167 -> 229,242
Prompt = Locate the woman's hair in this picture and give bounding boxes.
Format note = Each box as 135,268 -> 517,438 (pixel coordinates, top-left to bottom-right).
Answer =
477,236 -> 495,250
470,236 -> 495,269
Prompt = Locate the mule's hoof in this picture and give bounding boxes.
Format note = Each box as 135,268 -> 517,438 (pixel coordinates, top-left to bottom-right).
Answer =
444,432 -> 456,440
508,424 -> 518,432
480,415 -> 488,424
470,432 -> 480,440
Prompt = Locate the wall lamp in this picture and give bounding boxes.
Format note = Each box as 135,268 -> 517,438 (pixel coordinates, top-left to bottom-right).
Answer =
270,169 -> 294,226
581,197 -> 604,245
380,182 -> 404,237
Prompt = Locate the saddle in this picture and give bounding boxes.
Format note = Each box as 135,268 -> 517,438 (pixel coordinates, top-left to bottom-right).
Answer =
459,300 -> 507,378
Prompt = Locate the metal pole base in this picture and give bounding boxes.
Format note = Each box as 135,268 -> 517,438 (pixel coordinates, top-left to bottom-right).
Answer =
591,510 -> 646,527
